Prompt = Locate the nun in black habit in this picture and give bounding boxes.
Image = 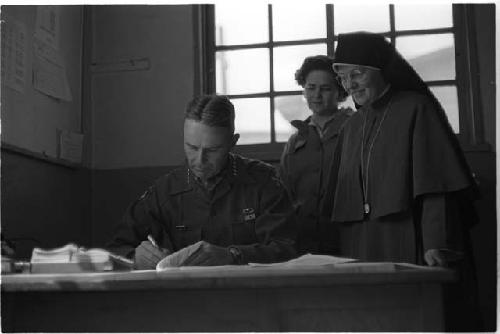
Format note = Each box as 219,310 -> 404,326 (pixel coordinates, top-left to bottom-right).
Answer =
329,31 -> 478,265
328,32 -> 481,330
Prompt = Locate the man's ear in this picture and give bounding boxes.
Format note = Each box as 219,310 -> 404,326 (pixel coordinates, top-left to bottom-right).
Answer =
231,133 -> 240,148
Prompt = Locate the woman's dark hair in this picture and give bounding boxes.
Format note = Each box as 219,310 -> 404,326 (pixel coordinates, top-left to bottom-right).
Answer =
185,95 -> 235,133
295,55 -> 348,102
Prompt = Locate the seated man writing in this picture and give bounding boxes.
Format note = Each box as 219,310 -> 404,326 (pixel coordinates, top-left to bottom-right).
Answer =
107,95 -> 298,269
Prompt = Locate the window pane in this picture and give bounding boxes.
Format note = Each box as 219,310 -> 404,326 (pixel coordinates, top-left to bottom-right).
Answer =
430,86 -> 459,133
334,5 -> 390,34
273,44 -> 327,91
273,4 -> 326,41
395,4 -> 453,30
339,95 -> 356,110
233,98 -> 271,144
275,95 -> 310,142
216,49 -> 269,95
215,4 -> 268,45
396,34 -> 455,81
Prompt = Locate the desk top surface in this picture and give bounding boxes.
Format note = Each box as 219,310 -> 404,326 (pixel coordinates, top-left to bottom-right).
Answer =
1,262 -> 455,292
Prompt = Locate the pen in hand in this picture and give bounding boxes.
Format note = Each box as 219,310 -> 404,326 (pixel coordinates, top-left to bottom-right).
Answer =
147,234 -> 159,248
147,234 -> 172,257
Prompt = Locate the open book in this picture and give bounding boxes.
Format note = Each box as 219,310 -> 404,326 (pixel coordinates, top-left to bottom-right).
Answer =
30,243 -> 133,273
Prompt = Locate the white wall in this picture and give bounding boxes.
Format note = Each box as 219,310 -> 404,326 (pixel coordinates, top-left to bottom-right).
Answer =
89,5 -> 194,169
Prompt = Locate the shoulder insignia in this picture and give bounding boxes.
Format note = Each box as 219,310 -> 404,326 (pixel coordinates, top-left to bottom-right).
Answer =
271,173 -> 283,188
138,186 -> 154,201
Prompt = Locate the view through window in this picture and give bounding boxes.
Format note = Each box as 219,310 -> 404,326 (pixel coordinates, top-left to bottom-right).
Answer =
213,4 -> 459,146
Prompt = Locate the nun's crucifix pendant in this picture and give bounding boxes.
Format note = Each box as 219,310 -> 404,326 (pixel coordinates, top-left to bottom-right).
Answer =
360,99 -> 393,219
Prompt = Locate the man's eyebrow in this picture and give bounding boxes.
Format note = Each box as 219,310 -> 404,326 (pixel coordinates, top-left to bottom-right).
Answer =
205,144 -> 224,150
186,142 -> 224,150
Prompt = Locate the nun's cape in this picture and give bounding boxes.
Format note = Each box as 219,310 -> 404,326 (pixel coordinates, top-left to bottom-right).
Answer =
330,32 -> 478,222
330,88 -> 477,222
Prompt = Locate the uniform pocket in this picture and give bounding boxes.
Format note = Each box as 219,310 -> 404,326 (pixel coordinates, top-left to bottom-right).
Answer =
171,225 -> 202,251
231,215 -> 257,244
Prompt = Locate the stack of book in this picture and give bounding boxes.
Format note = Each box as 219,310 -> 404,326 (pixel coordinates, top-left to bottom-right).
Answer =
30,243 -> 133,273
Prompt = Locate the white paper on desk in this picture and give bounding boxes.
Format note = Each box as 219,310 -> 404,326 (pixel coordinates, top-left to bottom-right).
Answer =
1,17 -> 28,93
156,241 -> 204,271
32,38 -> 72,101
249,253 -> 356,267
58,129 -> 84,163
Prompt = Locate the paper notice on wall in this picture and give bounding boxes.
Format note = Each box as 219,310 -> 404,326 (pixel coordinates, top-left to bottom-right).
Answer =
1,17 -> 28,93
33,39 -> 72,101
58,129 -> 84,164
34,6 -> 60,50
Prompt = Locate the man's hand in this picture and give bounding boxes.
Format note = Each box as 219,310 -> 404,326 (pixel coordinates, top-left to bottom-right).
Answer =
176,241 -> 234,266
424,248 -> 464,267
134,240 -> 171,269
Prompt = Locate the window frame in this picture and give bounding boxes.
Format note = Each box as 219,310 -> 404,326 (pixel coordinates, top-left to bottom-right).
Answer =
196,4 -> 487,162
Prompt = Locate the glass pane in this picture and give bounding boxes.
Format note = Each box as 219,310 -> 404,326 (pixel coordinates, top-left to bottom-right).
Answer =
396,34 -> 455,81
216,49 -> 269,95
273,3 -> 326,41
275,95 -> 310,142
334,5 -> 390,34
215,4 -> 268,45
395,4 -> 453,30
430,86 -> 459,133
273,44 -> 327,91
339,95 -> 356,110
233,98 -> 271,144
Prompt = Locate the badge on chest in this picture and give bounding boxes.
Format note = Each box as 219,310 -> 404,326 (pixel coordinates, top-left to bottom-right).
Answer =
242,208 -> 256,221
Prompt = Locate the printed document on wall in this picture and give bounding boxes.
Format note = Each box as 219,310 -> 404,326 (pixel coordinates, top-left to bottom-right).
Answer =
34,6 -> 60,50
33,38 -> 72,101
58,129 -> 84,163
1,17 -> 28,93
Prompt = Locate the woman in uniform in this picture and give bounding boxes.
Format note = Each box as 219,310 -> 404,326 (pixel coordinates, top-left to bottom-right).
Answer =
280,55 -> 352,255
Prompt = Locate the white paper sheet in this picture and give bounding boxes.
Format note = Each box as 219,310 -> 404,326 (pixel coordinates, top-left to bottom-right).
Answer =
249,253 -> 357,267
34,6 -> 60,50
1,17 -> 28,93
33,38 -> 72,101
58,129 -> 84,163
156,241 -> 204,270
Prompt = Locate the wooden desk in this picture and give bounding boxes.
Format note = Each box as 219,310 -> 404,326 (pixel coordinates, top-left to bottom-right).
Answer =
1,262 -> 455,332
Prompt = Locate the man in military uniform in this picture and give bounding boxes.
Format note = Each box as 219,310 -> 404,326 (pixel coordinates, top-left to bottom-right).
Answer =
107,95 -> 297,269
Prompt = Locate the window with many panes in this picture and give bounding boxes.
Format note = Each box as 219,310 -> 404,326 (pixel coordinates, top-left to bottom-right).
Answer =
200,4 -> 482,159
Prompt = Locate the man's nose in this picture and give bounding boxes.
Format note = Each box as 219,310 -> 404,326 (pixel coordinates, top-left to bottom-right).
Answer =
196,149 -> 207,164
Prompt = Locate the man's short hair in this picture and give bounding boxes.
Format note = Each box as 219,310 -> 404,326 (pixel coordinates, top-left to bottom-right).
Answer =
185,95 -> 235,133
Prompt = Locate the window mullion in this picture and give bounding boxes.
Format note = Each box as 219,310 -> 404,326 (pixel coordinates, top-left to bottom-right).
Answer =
268,4 -> 276,144
389,4 -> 396,45
203,5 -> 216,94
326,4 -> 334,56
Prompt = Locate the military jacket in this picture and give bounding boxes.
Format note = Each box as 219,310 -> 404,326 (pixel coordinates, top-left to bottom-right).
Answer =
107,153 -> 298,264
280,110 -> 351,255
